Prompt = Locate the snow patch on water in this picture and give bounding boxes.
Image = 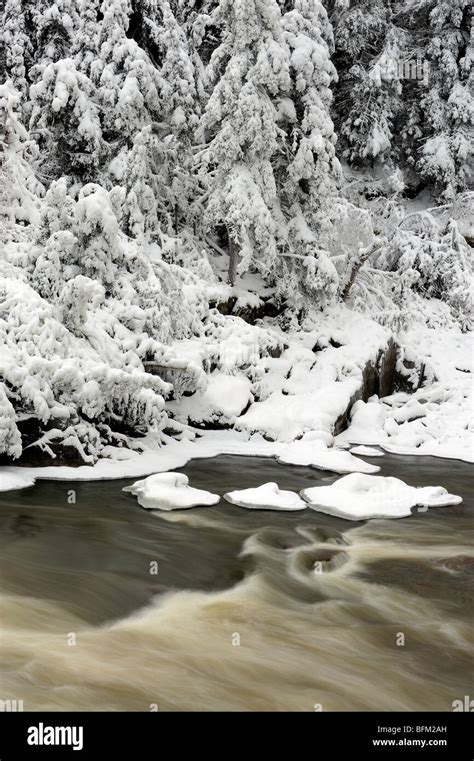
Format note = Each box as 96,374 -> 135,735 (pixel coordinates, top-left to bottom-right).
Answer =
123,472 -> 220,510
224,482 -> 306,511
301,473 -> 462,521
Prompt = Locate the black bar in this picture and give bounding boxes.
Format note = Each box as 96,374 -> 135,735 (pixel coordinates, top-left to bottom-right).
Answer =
0,712 -> 472,759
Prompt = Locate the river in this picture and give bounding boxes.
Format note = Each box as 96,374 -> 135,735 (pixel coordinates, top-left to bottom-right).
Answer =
0,453 -> 472,711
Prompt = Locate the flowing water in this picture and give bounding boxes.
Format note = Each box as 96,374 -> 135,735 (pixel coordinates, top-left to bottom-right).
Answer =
0,453 -> 472,711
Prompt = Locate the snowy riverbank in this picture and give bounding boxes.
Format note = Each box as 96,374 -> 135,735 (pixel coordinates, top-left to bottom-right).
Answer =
1,303 -> 472,494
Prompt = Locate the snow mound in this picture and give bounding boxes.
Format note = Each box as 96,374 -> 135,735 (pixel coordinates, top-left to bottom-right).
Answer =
224,482 -> 306,511
169,371 -> 252,426
101,446 -> 138,461
236,309 -> 392,442
277,435 -> 380,474
301,473 -> 462,521
0,469 -> 36,492
123,472 -> 220,511
350,445 -> 385,457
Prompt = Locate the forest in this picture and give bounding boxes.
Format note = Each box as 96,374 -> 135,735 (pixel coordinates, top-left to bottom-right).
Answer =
0,0 -> 472,469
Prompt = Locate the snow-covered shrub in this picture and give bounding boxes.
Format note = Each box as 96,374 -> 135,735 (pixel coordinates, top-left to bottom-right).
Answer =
0,269 -> 174,461
0,382 -> 22,459
107,125 -> 195,241
32,179 -> 214,344
275,218 -> 339,313
348,211 -> 472,331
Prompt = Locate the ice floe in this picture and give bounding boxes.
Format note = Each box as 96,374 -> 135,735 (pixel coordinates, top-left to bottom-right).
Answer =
301,473 -> 462,521
224,482 -> 306,511
123,472 -> 220,510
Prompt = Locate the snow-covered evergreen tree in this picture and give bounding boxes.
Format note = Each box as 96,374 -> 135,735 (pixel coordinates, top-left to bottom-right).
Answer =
0,80 -> 43,228
28,0 -> 80,72
90,0 -> 162,143
29,58 -> 104,177
104,1 -> 201,240
108,126 -> 178,240
277,0 -> 340,307
330,1 -> 404,166
416,0 -> 473,200
73,0 -> 101,75
281,0 -> 339,204
152,0 -> 200,134
330,0 -> 473,198
197,0 -> 291,284
1,0 -> 31,97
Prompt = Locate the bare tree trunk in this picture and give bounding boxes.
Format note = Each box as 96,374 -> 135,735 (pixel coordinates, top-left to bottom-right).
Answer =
228,234 -> 238,286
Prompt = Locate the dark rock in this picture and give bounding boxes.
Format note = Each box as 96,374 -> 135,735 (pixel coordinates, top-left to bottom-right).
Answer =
210,296 -> 237,316
334,339 -> 398,435
394,359 -> 427,392
0,417 -> 86,467
11,444 -> 87,468
267,343 -> 286,359
210,295 -> 283,324
143,362 -> 199,399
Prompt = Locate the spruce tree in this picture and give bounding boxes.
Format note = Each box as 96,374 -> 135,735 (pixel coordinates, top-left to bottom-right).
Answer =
330,1 -> 403,167
197,0 -> 291,284
0,80 -> 43,229
278,0 -> 340,306
90,0 -> 162,143
1,0 -> 31,97
417,0 -> 473,199
29,57 -> 104,178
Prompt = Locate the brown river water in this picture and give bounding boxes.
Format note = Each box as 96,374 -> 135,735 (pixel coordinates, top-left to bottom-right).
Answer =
0,453 -> 472,711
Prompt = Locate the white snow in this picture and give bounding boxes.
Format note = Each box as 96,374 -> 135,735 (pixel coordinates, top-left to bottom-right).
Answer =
0,468 -> 36,492
301,473 -> 463,521
337,326 -> 474,463
100,446 -> 139,461
0,426 -> 389,485
224,482 -> 306,511
123,472 -> 220,511
350,445 -> 385,457
236,307 -> 392,442
277,433 -> 380,474
169,371 -> 252,426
